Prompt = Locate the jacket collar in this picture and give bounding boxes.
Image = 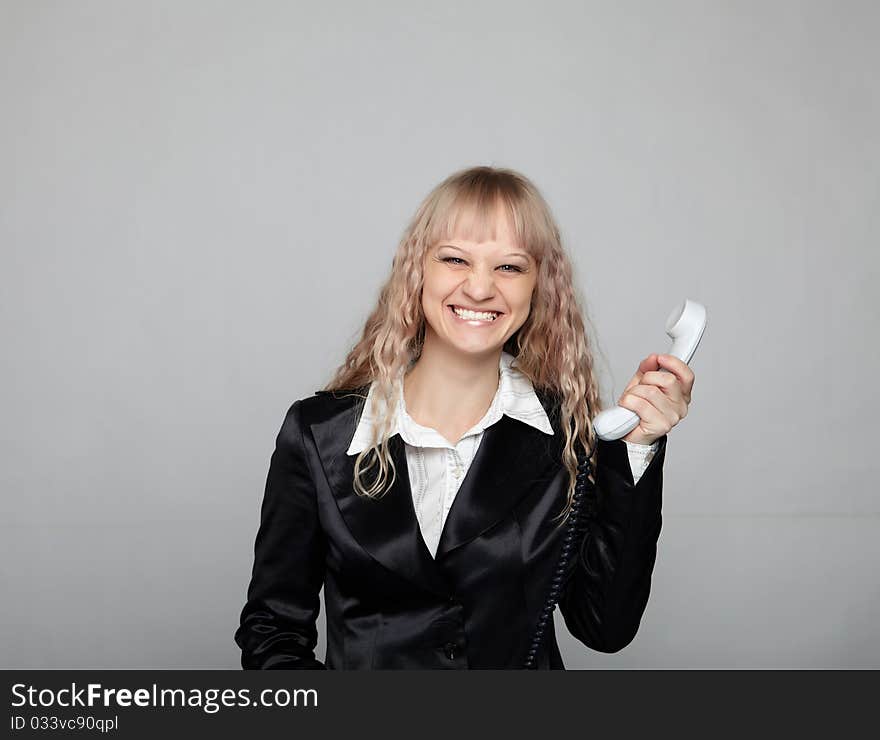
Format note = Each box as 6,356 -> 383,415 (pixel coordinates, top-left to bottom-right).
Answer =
308,366 -> 565,599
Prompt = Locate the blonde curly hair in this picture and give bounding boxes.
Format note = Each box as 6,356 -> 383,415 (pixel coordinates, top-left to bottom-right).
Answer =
322,165 -> 606,524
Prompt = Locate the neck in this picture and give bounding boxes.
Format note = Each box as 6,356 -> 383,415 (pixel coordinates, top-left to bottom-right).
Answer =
403,334 -> 502,431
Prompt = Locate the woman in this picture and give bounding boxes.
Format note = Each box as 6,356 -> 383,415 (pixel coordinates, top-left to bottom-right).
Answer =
234,165 -> 695,669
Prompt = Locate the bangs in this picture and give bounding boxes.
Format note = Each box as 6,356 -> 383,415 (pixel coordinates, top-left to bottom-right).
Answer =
426,187 -> 547,262
413,166 -> 561,266
431,191 -> 511,243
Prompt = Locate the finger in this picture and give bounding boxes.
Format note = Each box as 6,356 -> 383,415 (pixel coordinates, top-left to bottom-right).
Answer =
622,373 -> 640,394
638,354 -> 662,375
622,354 -> 662,394
638,370 -> 689,409
619,390 -> 666,429
621,383 -> 673,416
657,354 -> 695,392
619,385 -> 687,434
639,370 -> 679,393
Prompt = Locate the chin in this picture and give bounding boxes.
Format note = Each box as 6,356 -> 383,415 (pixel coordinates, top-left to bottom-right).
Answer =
444,336 -> 509,356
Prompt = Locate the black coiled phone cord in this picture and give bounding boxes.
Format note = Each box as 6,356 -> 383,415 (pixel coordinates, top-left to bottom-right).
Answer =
523,445 -> 595,669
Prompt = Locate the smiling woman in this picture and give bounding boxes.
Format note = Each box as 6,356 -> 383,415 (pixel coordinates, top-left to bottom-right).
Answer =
235,165 -> 671,669
422,212 -> 537,356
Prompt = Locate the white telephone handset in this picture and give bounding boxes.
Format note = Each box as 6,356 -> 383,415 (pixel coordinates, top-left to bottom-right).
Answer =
593,298 -> 707,442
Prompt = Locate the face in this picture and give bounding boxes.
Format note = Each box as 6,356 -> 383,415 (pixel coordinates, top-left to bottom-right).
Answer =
421,209 -> 538,358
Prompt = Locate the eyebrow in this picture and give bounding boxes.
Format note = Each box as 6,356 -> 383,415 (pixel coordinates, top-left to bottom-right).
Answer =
438,244 -> 531,260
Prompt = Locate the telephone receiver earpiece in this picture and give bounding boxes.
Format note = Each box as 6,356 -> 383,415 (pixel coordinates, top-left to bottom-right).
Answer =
592,298 -> 708,442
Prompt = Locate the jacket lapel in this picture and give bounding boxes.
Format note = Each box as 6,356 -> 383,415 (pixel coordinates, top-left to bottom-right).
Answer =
434,410 -> 562,560
309,393 -> 450,598
308,389 -> 563,597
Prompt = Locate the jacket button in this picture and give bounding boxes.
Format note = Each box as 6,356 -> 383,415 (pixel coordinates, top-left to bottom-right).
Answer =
443,642 -> 457,660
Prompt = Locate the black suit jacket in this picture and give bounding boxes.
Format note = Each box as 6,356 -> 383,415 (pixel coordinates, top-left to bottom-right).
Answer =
234,387 -> 667,669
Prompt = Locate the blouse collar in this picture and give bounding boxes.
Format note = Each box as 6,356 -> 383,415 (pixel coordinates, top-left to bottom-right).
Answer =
346,351 -> 554,454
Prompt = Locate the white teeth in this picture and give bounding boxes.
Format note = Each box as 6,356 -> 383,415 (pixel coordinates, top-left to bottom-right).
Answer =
452,306 -> 499,321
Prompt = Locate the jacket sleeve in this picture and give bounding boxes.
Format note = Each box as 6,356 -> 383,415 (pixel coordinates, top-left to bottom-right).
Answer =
558,434 -> 667,653
234,400 -> 328,669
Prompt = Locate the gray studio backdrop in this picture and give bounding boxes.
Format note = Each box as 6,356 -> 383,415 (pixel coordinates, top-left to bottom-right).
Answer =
2,1 -> 877,669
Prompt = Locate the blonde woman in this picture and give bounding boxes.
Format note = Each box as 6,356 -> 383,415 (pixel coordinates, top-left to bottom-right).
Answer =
234,166 -> 695,669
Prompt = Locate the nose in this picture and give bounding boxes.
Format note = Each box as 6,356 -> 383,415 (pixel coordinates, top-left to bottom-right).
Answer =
462,265 -> 497,302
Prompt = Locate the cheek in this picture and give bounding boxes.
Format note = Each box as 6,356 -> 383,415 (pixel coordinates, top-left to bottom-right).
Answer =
514,283 -> 536,312
423,269 -> 454,301
421,281 -> 442,308
420,283 -> 446,320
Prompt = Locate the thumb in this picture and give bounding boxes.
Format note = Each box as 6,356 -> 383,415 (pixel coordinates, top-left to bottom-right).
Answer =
620,354 -> 659,397
639,353 -> 661,374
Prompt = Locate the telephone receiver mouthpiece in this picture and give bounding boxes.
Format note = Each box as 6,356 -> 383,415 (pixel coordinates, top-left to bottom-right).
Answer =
592,298 -> 707,442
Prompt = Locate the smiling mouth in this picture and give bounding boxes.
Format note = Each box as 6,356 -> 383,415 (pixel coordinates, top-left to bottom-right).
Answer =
447,304 -> 503,322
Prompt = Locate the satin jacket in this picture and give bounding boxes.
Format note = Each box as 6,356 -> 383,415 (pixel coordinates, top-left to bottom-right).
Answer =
234,387 -> 668,670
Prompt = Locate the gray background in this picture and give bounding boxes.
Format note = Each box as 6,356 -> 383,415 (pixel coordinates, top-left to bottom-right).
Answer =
2,0 -> 877,669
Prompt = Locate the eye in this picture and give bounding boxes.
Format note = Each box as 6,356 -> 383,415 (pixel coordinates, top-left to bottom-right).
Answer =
441,257 -> 525,273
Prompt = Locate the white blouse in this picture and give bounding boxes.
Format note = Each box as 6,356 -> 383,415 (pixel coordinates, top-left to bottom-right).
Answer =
347,351 -> 660,558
